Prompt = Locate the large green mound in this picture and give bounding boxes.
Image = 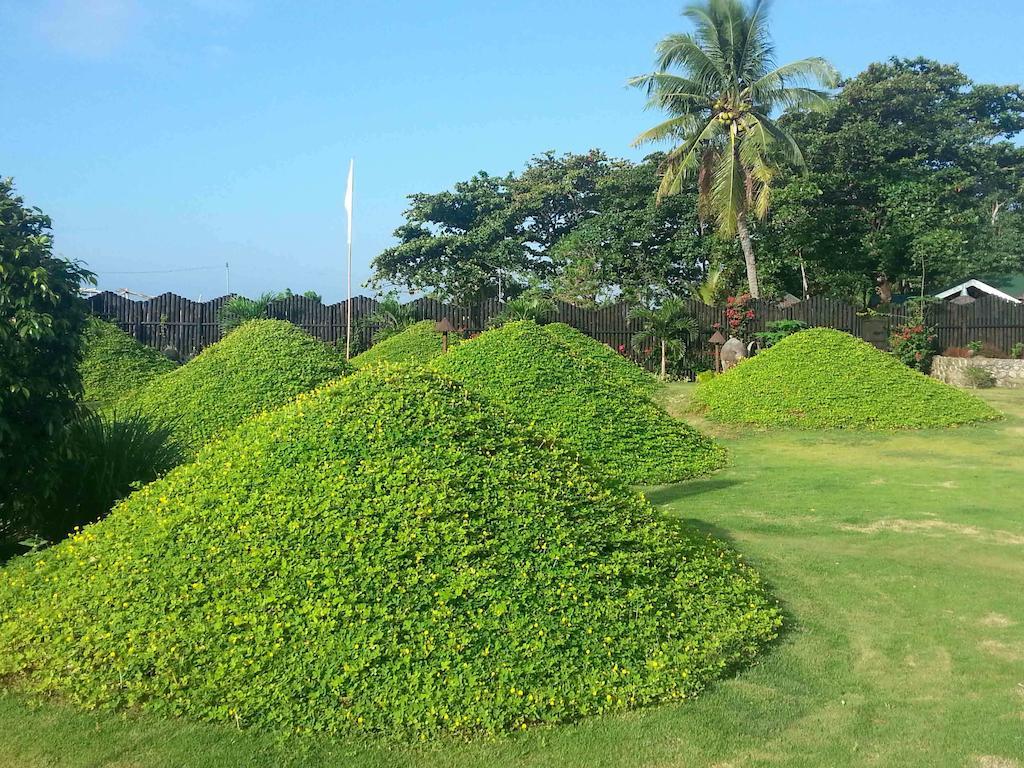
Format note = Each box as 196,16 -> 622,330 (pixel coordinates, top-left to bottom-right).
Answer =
79,318 -> 177,407
691,327 -> 1000,429
541,323 -> 656,394
351,320 -> 454,369
132,319 -> 350,453
433,321 -> 724,484
0,365 -> 780,737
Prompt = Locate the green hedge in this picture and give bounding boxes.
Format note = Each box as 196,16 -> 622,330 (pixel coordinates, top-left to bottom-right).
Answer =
79,318 -> 177,407
132,319 -> 350,454
433,321 -> 724,484
0,365 -> 780,738
351,320 -> 455,369
691,327 -> 1001,429
541,323 -> 656,394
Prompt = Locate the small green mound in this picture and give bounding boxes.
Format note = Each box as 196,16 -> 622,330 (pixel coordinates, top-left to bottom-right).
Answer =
541,323 -> 656,394
132,319 -> 350,453
351,320 -> 454,368
79,318 -> 177,407
433,321 -> 724,483
691,327 -> 1001,429
0,365 -> 780,737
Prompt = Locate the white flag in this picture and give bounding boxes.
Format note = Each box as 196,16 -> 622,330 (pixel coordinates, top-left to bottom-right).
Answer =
344,159 -> 354,246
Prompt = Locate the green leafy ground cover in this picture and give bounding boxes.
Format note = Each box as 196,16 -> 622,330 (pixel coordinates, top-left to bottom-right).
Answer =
433,321 -> 723,484
79,319 -> 177,408
540,323 -> 656,395
0,366 -> 779,739
131,319 -> 350,454
2,385 -> 1021,767
691,327 -> 1000,429
351,320 -> 454,368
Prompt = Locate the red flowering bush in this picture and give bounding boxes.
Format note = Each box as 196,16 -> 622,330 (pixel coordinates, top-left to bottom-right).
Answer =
890,322 -> 938,373
724,294 -> 755,339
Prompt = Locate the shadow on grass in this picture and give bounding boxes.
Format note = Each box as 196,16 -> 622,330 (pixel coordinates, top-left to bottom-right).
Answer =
644,477 -> 743,507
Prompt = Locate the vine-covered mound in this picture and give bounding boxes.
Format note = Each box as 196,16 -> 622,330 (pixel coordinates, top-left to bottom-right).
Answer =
433,321 -> 724,484
0,365 -> 780,737
351,320 -> 455,369
691,327 -> 1000,429
132,319 -> 350,453
541,323 -> 656,394
79,318 -> 177,407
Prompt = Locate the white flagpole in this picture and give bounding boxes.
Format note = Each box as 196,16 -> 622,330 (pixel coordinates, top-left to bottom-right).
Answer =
344,159 -> 354,359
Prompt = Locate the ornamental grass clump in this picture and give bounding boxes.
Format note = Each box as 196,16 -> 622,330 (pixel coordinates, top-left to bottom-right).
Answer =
0,365 -> 781,738
433,320 -> 724,484
350,319 -> 454,368
79,318 -> 177,407
132,319 -> 350,454
692,327 -> 1000,429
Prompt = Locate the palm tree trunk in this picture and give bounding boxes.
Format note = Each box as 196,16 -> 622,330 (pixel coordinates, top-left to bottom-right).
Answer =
660,338 -> 667,379
736,213 -> 760,299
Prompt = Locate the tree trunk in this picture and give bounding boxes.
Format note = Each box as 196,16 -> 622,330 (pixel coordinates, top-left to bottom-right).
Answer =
660,338 -> 667,380
736,213 -> 760,299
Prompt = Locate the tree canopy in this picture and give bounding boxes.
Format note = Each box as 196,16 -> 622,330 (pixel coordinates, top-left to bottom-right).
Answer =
0,179 -> 94,528
371,58 -> 1023,310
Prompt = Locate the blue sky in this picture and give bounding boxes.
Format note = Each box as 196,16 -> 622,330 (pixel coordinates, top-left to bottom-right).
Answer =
3,0 -> 1022,301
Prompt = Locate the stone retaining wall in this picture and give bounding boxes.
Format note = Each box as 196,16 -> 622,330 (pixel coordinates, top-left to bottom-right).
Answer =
931,355 -> 1024,389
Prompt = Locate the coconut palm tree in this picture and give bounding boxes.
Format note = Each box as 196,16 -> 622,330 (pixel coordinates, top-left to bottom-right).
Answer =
628,298 -> 698,379
631,0 -> 838,298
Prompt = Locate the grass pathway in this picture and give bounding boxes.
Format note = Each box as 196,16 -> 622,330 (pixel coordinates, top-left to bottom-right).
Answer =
2,386 -> 1022,767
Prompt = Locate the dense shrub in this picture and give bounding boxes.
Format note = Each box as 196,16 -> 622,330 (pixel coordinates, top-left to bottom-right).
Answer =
754,320 -> 808,348
29,409 -> 183,542
962,366 -> 996,389
0,365 -> 780,737
541,323 -> 656,394
692,328 -> 999,429
351,320 -> 456,369
433,321 -> 725,483
889,321 -> 938,373
79,318 -> 177,407
133,319 -> 350,454
1,179 -> 93,527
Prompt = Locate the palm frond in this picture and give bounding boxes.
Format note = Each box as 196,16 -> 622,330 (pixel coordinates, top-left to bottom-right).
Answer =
655,117 -> 724,200
632,113 -> 704,146
748,56 -> 839,98
710,129 -> 745,234
653,33 -> 724,86
748,110 -> 806,168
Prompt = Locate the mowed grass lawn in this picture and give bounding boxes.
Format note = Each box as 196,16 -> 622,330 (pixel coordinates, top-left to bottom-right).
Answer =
2,384 -> 1022,768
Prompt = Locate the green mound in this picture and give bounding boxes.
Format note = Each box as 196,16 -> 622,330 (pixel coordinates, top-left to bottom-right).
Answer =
691,327 -> 1000,429
133,319 -> 350,453
79,318 -> 177,407
351,320 -> 455,368
433,321 -> 724,483
541,323 -> 656,394
0,365 -> 779,737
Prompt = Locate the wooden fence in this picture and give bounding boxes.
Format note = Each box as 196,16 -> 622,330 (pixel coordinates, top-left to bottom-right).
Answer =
86,291 -> 1024,369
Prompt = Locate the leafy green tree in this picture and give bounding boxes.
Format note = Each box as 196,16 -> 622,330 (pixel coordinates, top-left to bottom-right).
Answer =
775,58 -> 1024,302
552,155 -> 735,305
370,173 -> 523,306
628,298 -> 698,379
1,178 -> 94,530
631,0 -> 837,298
